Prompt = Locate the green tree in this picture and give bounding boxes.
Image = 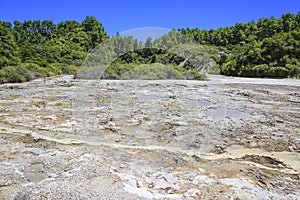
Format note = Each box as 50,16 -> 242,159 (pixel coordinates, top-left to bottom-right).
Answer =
0,22 -> 20,67
145,37 -> 153,48
82,16 -> 108,48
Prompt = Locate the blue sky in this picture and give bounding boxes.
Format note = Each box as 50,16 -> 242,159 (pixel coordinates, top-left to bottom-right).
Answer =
1,0 -> 299,36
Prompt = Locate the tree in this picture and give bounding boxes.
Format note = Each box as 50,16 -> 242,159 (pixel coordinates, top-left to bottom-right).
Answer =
0,22 -> 20,68
281,13 -> 296,32
145,37 -> 153,48
82,16 -> 108,48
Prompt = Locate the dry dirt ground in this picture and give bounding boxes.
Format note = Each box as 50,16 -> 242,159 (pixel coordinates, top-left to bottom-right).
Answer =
0,75 -> 299,199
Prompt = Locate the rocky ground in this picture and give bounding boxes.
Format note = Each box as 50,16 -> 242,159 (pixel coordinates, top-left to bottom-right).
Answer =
0,75 -> 299,199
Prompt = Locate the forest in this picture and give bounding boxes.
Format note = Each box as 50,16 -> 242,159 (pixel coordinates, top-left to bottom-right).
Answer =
0,13 -> 300,83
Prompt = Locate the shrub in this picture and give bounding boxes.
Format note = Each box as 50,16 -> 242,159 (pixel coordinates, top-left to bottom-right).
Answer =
184,69 -> 205,80
252,64 -> 269,77
23,63 -> 49,78
61,64 -> 79,74
121,63 -> 185,80
2,66 -> 31,83
105,63 -> 138,78
266,66 -> 289,78
0,70 -> 7,83
48,63 -> 63,75
289,65 -> 300,78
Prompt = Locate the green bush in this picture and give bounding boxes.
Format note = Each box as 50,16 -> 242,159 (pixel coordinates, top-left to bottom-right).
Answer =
252,64 -> 269,77
1,66 -> 31,83
0,63 -> 80,84
61,64 -> 79,74
48,63 -> 63,75
121,63 -> 185,80
105,63 -> 139,78
48,63 -> 78,75
184,69 -> 205,80
289,65 -> 300,78
266,66 -> 289,78
23,63 -> 49,78
0,70 -> 7,83
221,60 -> 237,76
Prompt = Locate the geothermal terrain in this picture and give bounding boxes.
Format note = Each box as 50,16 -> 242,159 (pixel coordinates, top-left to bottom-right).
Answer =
0,75 -> 299,199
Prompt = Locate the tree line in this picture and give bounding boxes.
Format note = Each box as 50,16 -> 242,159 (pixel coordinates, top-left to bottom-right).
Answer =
0,16 -> 107,83
78,30 -> 210,80
0,12 -> 299,83
179,12 -> 300,78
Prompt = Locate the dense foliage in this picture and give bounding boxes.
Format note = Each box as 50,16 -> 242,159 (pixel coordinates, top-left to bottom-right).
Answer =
0,17 -> 107,83
78,31 -> 211,79
0,12 -> 299,83
179,12 -> 300,78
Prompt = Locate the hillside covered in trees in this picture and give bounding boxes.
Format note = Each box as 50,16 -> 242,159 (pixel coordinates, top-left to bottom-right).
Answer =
0,13 -> 300,83
179,12 -> 300,78
0,16 -> 108,83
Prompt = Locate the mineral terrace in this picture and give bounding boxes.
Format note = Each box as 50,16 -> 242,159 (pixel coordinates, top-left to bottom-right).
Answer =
0,75 -> 299,199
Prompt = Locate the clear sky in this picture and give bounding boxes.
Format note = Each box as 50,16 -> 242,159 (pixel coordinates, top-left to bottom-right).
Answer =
1,0 -> 299,36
